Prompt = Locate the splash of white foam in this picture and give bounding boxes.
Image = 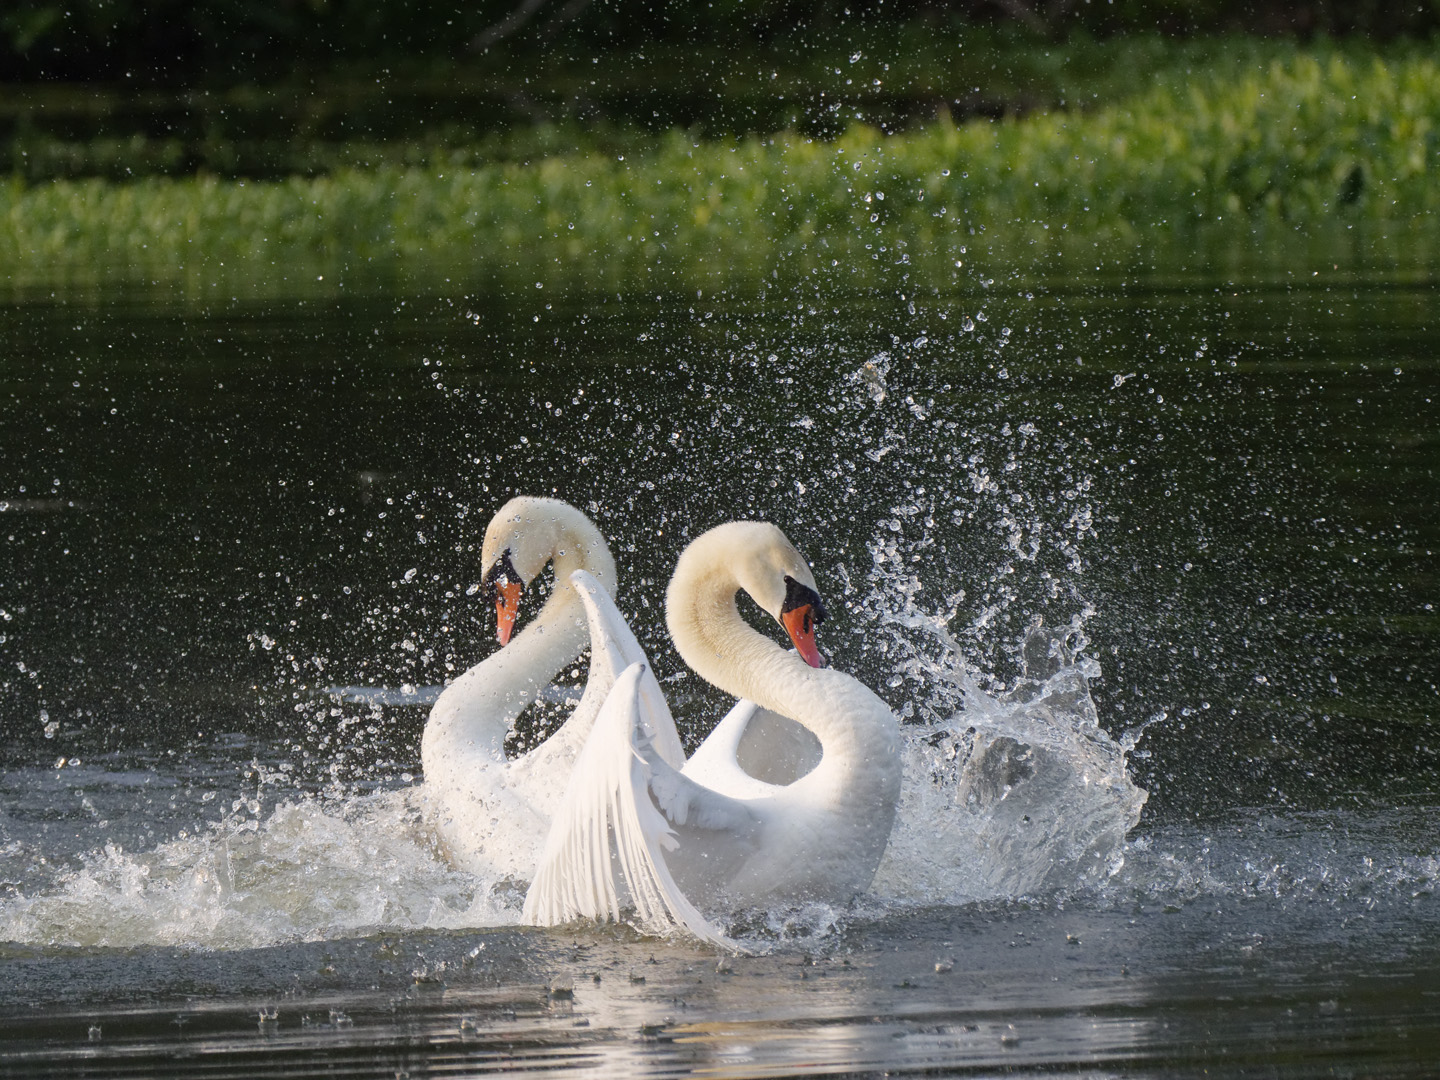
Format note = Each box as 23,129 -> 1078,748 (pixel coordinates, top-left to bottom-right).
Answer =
873,641 -> 1147,905
0,790 -> 517,950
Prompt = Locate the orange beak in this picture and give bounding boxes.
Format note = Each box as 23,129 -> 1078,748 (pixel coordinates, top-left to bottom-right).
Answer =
782,604 -> 827,668
495,580 -> 522,645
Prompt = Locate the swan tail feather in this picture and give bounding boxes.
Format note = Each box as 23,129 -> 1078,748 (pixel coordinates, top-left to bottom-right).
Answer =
522,662 -> 735,950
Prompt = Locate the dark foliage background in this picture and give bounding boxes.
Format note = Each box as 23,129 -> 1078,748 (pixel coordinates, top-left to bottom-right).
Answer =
5,0 -> 1438,86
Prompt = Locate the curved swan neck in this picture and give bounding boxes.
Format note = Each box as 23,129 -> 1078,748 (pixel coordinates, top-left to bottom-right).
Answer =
543,503 -> 617,596
665,524 -> 892,769
493,497 -> 618,597
507,499 -> 617,691
668,553 -> 787,709
486,578 -> 588,704
490,498 -> 615,684
487,497 -> 618,689
424,500 -> 614,765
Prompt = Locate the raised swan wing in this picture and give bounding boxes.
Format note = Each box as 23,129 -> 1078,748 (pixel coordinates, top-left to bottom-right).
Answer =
566,569 -> 685,771
523,572 -> 770,947
521,661 -> 739,947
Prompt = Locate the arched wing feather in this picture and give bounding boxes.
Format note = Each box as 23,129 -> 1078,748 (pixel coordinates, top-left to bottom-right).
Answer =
568,569 -> 686,771
521,662 -> 735,948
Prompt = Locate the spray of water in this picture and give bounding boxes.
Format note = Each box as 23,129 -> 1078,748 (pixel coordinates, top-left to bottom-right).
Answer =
0,296 -> 1157,950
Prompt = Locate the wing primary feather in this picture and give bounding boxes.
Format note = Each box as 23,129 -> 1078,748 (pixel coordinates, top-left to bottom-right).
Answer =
569,569 -> 686,770
522,661 -> 738,950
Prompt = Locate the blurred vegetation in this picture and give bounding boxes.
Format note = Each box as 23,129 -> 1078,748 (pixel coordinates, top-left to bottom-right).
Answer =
3,2 -> 1439,181
4,0 -> 1438,86
2,2 -> 1436,292
3,49 -> 1436,295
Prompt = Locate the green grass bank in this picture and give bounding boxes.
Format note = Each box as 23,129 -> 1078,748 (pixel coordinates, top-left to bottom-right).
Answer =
3,46 -> 1437,296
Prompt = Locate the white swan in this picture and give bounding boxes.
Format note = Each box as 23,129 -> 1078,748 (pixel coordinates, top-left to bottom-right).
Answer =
419,496 -> 684,881
523,522 -> 902,945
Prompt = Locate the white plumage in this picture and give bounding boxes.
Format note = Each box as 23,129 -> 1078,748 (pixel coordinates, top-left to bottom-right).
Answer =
523,522 -> 901,945
418,496 -> 683,882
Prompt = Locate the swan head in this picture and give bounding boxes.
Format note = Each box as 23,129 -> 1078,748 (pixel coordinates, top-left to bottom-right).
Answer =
481,547 -> 525,645
676,521 -> 830,669
479,496 -> 615,645
779,573 -> 829,669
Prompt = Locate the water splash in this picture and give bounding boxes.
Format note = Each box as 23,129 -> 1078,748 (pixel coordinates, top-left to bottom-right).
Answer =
1097,806 -> 1440,910
0,621 -> 1146,952
873,623 -> 1147,905
0,789 -> 512,950
0,317 -> 1156,950
850,420 -> 1147,908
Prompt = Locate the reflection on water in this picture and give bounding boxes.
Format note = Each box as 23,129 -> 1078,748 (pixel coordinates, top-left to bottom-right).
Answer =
2,851 -> 1439,1077
1,238 -> 1437,1074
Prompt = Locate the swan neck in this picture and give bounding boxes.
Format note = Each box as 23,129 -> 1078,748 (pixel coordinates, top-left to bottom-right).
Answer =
423,504 -> 611,768
666,528 -> 898,779
667,554 -> 813,726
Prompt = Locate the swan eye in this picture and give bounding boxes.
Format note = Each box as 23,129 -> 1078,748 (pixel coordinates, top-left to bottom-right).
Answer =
781,574 -> 827,624
482,548 -> 523,592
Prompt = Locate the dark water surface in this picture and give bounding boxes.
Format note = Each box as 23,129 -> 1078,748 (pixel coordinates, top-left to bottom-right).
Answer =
1,242 -> 1437,1075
